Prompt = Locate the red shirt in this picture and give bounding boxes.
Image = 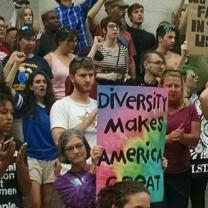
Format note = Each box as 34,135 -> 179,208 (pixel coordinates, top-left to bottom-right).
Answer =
165,105 -> 199,174
0,42 -> 9,62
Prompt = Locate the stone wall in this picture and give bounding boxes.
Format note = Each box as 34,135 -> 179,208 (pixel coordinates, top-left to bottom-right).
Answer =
0,0 -> 181,34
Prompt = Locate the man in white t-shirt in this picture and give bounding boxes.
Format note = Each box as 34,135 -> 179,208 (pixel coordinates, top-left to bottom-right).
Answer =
50,57 -> 97,148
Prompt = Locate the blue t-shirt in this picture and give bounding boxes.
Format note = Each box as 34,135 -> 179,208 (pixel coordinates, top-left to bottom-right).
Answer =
23,104 -> 57,160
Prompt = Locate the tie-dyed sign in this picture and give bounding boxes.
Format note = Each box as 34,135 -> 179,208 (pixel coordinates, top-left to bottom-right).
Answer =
97,85 -> 168,203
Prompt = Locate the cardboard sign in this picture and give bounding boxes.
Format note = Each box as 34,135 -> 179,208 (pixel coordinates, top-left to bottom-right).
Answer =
97,85 -> 168,203
186,0 -> 208,55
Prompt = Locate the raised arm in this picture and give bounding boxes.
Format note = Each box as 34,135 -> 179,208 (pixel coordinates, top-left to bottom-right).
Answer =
87,0 -> 107,34
171,0 -> 186,25
176,41 -> 188,70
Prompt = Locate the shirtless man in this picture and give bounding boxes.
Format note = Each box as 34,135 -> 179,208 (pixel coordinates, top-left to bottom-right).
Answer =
156,22 -> 187,70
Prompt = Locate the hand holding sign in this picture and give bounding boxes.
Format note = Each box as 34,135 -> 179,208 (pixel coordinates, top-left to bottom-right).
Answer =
90,146 -> 103,174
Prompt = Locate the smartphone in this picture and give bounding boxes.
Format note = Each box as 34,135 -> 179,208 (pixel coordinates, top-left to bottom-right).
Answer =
2,138 -> 13,150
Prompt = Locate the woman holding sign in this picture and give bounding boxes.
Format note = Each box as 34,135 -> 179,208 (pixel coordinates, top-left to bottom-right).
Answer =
55,128 -> 103,208
160,69 -> 200,208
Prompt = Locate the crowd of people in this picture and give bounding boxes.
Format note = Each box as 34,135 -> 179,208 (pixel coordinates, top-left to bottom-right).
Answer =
0,0 -> 207,207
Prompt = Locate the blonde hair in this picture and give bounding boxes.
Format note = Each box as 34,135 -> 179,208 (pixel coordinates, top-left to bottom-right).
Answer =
16,6 -> 33,29
160,69 -> 188,107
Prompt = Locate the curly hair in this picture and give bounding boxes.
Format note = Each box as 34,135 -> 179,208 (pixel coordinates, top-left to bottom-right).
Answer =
97,181 -> 150,208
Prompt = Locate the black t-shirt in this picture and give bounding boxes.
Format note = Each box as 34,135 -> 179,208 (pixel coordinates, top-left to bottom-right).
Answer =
0,163 -> 23,207
2,54 -> 53,93
0,140 -> 25,207
37,31 -> 57,57
127,25 -> 156,77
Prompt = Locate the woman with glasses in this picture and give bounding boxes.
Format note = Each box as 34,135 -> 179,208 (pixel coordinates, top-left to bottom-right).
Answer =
94,16 -> 130,85
55,128 -> 103,208
44,27 -> 77,100
160,70 -> 200,208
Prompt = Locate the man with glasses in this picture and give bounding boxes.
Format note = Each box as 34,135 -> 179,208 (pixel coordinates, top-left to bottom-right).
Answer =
0,16 -> 10,62
139,50 -> 166,86
50,56 -> 97,148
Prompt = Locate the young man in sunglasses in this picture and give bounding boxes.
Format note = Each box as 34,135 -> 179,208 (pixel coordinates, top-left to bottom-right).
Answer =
50,57 -> 97,148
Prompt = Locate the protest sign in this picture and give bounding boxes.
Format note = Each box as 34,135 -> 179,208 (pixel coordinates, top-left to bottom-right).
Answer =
186,0 -> 208,55
97,85 -> 168,203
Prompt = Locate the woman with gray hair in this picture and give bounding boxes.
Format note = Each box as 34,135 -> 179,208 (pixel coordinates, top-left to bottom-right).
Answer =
55,128 -> 103,208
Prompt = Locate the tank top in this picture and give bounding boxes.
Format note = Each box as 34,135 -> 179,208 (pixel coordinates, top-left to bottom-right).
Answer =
50,52 -> 70,100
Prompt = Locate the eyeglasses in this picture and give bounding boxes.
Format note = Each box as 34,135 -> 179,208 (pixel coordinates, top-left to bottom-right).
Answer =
65,143 -> 84,152
107,24 -> 119,29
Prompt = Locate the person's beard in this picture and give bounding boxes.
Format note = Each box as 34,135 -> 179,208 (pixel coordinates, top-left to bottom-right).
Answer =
73,79 -> 93,94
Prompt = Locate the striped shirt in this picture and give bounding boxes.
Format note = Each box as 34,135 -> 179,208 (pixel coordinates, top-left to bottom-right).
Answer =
98,44 -> 129,79
55,0 -> 96,53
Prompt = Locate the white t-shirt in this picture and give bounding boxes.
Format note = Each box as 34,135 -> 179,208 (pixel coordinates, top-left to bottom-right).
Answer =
50,96 -> 97,148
